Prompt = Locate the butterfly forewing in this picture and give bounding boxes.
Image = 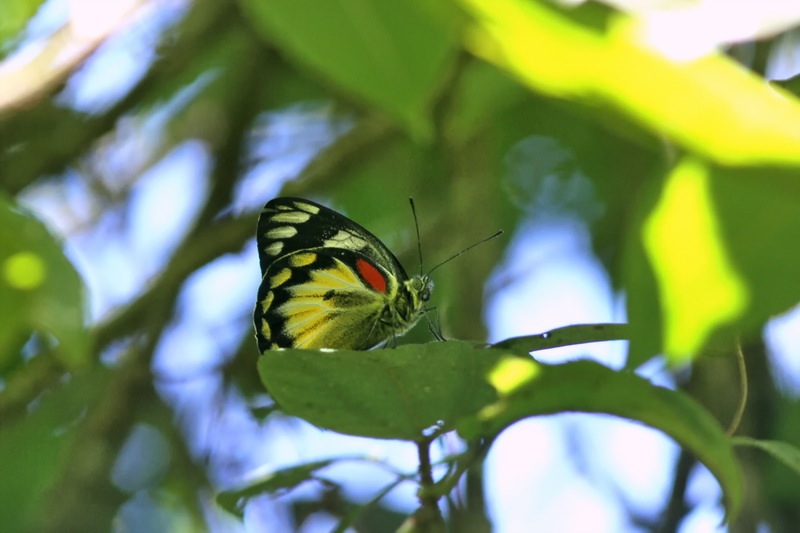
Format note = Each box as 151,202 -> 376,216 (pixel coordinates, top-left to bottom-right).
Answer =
257,198 -> 406,278
254,197 -> 432,352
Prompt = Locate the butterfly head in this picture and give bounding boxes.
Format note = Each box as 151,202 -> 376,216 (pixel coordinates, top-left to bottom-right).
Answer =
407,273 -> 433,309
390,273 -> 431,327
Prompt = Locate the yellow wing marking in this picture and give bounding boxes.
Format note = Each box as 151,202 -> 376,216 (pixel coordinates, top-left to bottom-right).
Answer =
277,258 -> 385,349
288,252 -> 317,268
270,268 -> 291,288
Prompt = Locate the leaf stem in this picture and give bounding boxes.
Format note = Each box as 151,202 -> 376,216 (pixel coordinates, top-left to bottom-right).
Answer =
726,337 -> 748,437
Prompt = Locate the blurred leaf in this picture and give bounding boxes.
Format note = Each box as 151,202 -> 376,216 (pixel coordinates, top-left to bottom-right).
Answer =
0,0 -> 45,55
0,366 -> 106,531
258,341 -> 503,440
457,358 -> 743,521
502,136 -> 605,224
0,194 -> 88,371
733,437 -> 800,479
628,161 -> 800,365
443,60 -> 527,145
217,458 -> 355,518
641,157 -> 748,362
623,175 -> 664,367
484,87 -> 659,287
710,165 -> 800,344
333,478 -> 406,533
238,0 -> 458,139
460,0 -> 800,166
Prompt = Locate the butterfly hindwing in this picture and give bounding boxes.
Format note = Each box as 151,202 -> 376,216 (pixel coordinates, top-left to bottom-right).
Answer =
254,197 -> 433,352
256,248 -> 395,351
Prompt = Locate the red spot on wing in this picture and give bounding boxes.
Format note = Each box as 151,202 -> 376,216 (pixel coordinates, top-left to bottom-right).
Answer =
356,258 -> 387,293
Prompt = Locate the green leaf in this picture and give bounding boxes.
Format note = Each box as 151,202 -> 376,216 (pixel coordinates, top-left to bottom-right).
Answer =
493,323 -> 629,353
238,0 -> 458,139
259,340 -> 742,518
459,0 -> 800,166
457,358 -> 743,521
258,341 -> 503,440
710,165 -> 800,342
0,366 -> 106,531
217,458 -> 355,518
641,158 -> 748,362
0,0 -> 45,55
443,61 -> 528,145
627,162 -> 800,366
733,437 -> 800,479
0,194 -> 89,371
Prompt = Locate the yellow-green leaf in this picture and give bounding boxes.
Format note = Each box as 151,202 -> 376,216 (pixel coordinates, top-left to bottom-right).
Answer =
460,0 -> 800,165
642,157 -> 748,362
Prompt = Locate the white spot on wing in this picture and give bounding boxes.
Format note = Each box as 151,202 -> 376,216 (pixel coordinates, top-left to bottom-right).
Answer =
324,229 -> 368,250
272,212 -> 311,224
267,226 -> 298,239
293,201 -> 320,214
265,241 -> 284,256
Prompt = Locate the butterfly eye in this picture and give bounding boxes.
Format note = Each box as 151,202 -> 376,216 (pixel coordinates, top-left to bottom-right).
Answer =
414,277 -> 433,303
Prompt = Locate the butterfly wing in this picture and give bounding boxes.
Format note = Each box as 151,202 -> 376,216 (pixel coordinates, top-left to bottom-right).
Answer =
254,197 -> 413,351
256,197 -> 408,280
255,247 -> 398,351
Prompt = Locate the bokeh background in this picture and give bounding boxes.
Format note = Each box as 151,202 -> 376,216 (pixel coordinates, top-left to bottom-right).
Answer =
4,0 -> 800,532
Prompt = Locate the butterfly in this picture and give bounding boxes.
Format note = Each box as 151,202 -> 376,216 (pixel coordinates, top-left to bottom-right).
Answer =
254,197 -> 433,352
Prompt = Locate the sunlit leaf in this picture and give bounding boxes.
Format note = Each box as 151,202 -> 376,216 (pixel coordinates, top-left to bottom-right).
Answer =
0,194 -> 88,371
459,0 -> 800,166
457,358 -> 743,521
0,0 -> 46,55
628,161 -> 800,365
642,157 -> 748,362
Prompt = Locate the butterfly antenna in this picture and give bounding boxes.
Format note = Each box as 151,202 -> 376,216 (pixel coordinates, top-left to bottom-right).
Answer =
409,197 -> 425,275
427,230 -> 504,276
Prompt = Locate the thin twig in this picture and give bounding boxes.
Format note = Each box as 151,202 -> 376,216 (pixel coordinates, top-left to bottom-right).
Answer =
726,337 -> 749,437
657,450 -> 695,533
413,436 -> 445,531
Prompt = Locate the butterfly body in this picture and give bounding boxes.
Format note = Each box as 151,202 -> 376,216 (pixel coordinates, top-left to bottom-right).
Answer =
254,197 -> 432,352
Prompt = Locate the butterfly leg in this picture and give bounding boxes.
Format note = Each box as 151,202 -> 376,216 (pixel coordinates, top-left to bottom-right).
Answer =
424,307 -> 446,342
